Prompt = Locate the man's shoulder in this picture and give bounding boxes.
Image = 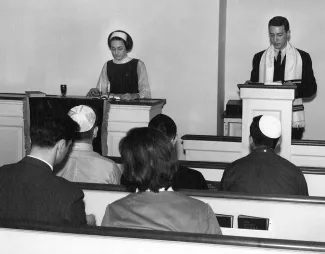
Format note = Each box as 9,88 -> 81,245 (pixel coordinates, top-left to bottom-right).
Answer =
52,174 -> 84,198
296,48 -> 311,59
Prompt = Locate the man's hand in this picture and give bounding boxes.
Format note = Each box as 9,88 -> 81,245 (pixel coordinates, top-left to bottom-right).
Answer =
86,214 -> 96,226
86,88 -> 101,97
284,81 -> 295,86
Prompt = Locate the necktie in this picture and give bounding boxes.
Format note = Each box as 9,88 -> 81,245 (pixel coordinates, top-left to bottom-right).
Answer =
276,51 -> 282,65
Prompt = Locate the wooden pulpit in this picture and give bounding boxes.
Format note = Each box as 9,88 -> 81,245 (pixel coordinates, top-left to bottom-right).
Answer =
238,84 -> 296,160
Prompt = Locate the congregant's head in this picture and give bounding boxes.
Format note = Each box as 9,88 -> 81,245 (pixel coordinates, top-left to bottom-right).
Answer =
268,16 -> 290,50
68,105 -> 98,143
119,127 -> 177,193
148,114 -> 177,145
250,115 -> 281,150
30,114 -> 79,164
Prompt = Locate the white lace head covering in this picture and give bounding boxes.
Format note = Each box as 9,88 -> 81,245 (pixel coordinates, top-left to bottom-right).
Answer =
259,115 -> 281,139
68,105 -> 96,132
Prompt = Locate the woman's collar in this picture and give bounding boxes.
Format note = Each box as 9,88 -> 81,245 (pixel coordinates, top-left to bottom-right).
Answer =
113,56 -> 132,64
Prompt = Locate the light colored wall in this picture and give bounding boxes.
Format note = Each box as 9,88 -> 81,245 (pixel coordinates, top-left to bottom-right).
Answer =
0,0 -> 221,159
225,0 -> 325,140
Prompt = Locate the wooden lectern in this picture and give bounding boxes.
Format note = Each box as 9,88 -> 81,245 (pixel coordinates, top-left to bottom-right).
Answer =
238,84 -> 296,161
103,99 -> 166,157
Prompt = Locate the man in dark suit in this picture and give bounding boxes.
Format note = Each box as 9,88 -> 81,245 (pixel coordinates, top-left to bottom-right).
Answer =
249,16 -> 317,139
121,114 -> 208,190
220,115 -> 308,196
0,114 -> 94,226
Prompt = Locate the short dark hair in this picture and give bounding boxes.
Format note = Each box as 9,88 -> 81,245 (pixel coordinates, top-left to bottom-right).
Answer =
268,16 -> 290,32
250,115 -> 279,149
108,30 -> 133,52
30,114 -> 79,148
119,127 -> 177,192
148,114 -> 177,140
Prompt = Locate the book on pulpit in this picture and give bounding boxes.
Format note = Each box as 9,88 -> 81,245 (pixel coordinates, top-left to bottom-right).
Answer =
25,91 -> 46,97
238,215 -> 269,230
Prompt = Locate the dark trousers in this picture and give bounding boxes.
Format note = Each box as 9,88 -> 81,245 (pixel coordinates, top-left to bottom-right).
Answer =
292,127 -> 304,140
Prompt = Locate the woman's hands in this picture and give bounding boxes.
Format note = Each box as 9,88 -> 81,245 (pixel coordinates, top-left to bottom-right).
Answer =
86,88 -> 101,97
120,93 -> 140,100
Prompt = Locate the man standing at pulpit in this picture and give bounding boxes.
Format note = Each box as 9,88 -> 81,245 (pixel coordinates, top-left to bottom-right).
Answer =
250,16 -> 317,139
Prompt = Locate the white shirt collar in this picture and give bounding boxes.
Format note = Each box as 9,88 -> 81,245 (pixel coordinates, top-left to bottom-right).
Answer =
27,155 -> 53,170
274,44 -> 287,56
113,56 -> 132,64
72,142 -> 93,151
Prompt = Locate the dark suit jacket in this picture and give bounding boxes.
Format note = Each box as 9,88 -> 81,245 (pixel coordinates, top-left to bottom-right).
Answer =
121,165 -> 208,191
250,48 -> 317,98
220,147 -> 309,196
0,156 -> 87,226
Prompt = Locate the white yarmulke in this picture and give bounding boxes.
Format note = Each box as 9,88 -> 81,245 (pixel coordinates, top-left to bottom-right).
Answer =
68,105 -> 96,132
259,115 -> 281,139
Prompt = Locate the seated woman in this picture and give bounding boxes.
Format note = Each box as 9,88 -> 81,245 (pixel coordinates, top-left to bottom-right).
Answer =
101,127 -> 221,234
87,30 -> 151,100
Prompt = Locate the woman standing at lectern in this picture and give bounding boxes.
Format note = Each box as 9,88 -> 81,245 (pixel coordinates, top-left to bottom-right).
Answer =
87,30 -> 151,100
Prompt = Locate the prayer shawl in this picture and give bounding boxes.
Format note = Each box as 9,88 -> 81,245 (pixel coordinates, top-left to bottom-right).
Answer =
258,42 -> 304,128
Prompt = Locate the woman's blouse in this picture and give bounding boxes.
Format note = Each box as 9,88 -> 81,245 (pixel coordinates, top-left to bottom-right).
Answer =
96,58 -> 151,98
101,191 -> 222,235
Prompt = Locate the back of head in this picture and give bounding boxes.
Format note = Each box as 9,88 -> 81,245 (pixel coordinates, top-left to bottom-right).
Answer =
30,114 -> 79,148
68,105 -> 98,141
268,16 -> 290,32
119,127 -> 177,192
148,114 -> 177,140
250,115 -> 281,149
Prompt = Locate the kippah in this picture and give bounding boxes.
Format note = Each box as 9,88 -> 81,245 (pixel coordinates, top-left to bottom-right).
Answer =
68,105 -> 96,133
259,115 -> 281,139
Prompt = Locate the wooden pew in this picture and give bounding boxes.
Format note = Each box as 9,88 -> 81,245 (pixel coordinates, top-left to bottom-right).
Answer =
0,220 -> 324,254
78,183 -> 325,242
181,135 -> 325,168
107,156 -> 325,197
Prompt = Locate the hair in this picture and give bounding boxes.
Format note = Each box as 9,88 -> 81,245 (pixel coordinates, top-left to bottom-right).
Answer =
148,114 -> 177,140
30,114 -> 79,148
107,30 -> 133,52
268,16 -> 290,32
119,127 -> 177,192
250,115 -> 279,149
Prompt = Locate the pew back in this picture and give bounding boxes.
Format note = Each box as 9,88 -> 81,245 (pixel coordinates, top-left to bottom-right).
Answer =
109,156 -> 325,197
80,184 -> 325,242
0,222 -> 323,254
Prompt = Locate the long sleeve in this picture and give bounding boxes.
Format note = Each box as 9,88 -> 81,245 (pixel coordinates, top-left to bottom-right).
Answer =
250,51 -> 264,82
296,50 -> 317,99
64,191 -> 87,226
204,204 -> 222,234
137,60 -> 151,98
96,63 -> 110,95
101,205 -> 112,227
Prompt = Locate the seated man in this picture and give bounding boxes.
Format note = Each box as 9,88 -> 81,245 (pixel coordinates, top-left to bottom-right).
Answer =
220,115 -> 308,196
56,105 -> 121,184
121,114 -> 208,190
0,114 -> 92,226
